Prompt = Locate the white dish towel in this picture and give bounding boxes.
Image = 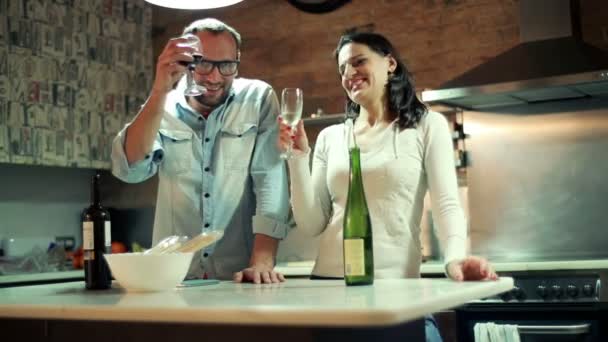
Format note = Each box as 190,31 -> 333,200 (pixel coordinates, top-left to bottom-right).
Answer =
474,322 -> 521,342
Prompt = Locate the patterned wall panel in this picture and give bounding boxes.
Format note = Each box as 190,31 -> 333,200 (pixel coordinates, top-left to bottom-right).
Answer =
0,0 -> 152,169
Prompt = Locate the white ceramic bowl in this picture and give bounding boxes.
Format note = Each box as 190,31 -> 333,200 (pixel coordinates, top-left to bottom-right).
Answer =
104,252 -> 194,292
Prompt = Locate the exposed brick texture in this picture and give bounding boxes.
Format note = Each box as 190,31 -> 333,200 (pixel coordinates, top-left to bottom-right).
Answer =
152,0 -> 607,116
581,0 -> 608,50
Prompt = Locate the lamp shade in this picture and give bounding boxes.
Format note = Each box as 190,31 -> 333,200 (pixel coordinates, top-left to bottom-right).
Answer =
145,0 -> 243,10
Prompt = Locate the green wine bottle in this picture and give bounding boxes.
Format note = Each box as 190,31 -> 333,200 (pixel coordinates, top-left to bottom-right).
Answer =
343,146 -> 374,286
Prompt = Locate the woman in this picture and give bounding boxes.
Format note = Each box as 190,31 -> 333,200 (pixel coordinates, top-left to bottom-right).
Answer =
278,32 -> 497,340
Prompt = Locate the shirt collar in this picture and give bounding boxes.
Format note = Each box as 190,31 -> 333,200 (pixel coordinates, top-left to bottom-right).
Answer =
174,78 -> 237,123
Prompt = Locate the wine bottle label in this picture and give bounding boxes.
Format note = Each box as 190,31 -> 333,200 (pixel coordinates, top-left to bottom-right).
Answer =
344,238 -> 365,276
84,250 -> 95,261
105,221 -> 111,247
83,221 -> 94,250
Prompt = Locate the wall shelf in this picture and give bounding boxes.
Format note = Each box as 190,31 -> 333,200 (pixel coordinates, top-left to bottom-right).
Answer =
302,113 -> 345,126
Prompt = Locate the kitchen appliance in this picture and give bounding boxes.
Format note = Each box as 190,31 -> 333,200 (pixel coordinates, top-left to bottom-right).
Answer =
419,1 -> 608,339
451,97 -> 608,341
463,99 -> 608,263
457,267 -> 607,341
421,0 -> 608,110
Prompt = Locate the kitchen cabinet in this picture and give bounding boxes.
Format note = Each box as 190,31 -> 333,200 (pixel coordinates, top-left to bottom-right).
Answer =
301,112 -> 345,145
0,278 -> 513,341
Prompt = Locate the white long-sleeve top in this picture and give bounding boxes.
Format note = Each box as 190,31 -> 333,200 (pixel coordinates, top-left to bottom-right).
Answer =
288,111 -> 467,278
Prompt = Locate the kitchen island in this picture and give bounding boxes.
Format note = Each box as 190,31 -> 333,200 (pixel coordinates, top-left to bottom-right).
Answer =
0,278 -> 512,341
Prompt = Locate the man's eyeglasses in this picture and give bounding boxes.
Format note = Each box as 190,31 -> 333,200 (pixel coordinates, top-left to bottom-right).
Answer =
194,59 -> 240,76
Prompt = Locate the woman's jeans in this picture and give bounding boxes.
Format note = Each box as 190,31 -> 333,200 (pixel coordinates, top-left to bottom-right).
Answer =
425,315 -> 443,342
310,275 -> 443,341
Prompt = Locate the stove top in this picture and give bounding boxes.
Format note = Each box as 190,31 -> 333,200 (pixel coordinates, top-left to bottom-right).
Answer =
478,273 -> 601,304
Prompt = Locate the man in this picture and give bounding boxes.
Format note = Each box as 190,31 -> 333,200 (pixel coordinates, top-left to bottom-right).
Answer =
111,18 -> 290,283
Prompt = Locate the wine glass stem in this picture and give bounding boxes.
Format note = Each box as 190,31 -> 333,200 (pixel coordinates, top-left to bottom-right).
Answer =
288,124 -> 297,158
187,68 -> 194,88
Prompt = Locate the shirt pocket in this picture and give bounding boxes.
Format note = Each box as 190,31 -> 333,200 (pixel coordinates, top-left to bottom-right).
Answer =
159,128 -> 193,174
220,122 -> 258,171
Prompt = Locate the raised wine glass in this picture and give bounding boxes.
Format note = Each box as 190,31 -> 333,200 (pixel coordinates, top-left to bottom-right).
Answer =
178,33 -> 206,96
280,88 -> 303,160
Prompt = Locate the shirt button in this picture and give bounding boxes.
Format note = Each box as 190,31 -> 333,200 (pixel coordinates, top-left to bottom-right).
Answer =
204,167 -> 210,172
204,193 -> 210,198
205,138 -> 210,142
203,253 -> 209,257
204,223 -> 210,228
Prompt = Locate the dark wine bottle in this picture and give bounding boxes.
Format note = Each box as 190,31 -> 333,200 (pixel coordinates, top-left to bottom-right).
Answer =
82,172 -> 112,290
343,146 -> 374,286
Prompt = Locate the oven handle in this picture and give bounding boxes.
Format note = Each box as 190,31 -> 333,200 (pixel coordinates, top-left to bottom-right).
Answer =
518,323 -> 591,335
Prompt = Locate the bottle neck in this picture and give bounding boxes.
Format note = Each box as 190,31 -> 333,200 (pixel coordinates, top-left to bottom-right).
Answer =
91,173 -> 101,206
346,146 -> 368,209
349,147 -> 362,178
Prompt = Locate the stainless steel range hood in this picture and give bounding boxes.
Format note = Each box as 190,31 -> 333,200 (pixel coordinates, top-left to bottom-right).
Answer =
421,0 -> 608,110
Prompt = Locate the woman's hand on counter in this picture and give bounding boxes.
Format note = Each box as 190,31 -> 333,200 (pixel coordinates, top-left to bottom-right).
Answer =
446,256 -> 498,282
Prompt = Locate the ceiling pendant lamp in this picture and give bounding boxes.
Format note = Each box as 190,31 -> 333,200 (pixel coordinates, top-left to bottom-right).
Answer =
144,0 -> 244,10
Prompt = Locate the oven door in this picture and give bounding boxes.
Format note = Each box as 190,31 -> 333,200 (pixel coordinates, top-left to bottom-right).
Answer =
456,303 -> 602,342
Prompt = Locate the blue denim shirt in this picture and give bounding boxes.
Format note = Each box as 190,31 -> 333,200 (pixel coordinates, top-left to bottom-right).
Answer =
111,78 -> 291,280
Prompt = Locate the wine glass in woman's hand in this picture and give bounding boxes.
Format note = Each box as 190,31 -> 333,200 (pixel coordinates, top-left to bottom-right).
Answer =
177,33 -> 206,96
279,88 -> 303,160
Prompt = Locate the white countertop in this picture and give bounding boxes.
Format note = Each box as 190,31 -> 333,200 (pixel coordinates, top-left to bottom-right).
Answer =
3,258 -> 607,285
276,259 -> 608,277
419,259 -> 608,274
0,278 -> 512,327
275,261 -> 316,277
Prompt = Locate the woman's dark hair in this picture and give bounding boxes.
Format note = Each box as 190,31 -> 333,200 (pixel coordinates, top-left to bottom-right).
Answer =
334,32 -> 427,129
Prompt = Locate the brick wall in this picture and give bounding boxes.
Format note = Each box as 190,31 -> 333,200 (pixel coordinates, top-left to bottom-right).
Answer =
153,0 -> 607,116
154,0 -> 520,115
581,0 -> 608,50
